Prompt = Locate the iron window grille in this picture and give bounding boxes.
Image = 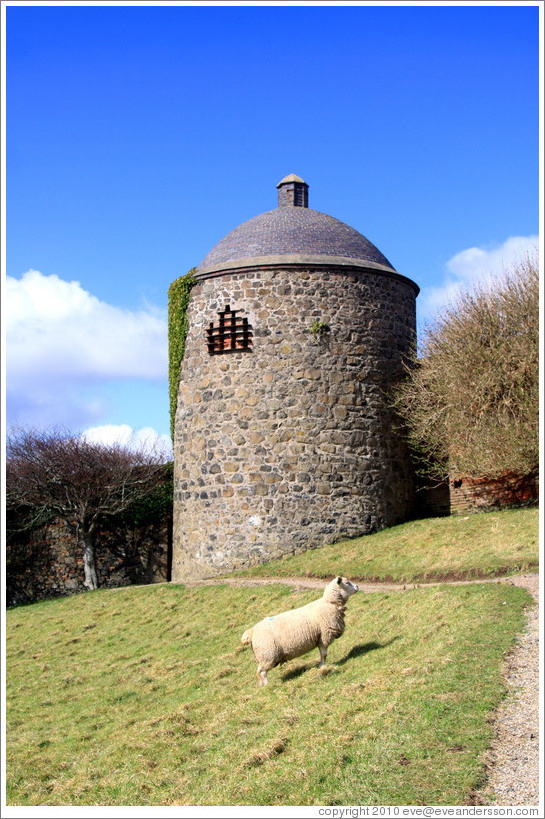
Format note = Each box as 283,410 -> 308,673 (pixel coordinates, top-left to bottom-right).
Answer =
206,305 -> 253,355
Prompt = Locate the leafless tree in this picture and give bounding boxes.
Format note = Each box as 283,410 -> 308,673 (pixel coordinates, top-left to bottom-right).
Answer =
6,427 -> 168,590
393,250 -> 539,481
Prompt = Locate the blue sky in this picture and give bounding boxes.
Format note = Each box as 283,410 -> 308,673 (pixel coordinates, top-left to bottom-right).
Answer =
4,1 -> 541,456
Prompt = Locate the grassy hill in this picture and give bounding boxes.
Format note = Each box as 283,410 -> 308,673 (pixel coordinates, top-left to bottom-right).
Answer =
5,508 -> 539,807
233,507 -> 539,582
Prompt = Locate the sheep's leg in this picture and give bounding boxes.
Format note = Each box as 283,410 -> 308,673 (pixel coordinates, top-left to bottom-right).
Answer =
257,666 -> 269,686
318,643 -> 328,667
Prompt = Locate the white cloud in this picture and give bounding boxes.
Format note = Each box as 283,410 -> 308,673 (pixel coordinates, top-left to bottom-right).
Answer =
418,235 -> 539,324
81,424 -> 173,460
6,270 -> 167,386
5,270 -> 168,430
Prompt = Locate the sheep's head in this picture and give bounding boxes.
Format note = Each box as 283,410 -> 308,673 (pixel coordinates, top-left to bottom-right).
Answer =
325,575 -> 359,603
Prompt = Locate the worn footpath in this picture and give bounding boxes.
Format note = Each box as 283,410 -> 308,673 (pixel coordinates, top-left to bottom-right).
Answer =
474,573 -> 540,807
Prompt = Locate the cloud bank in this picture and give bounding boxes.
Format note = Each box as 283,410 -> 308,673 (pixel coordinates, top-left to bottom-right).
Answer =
81,424 -> 173,459
6,270 -> 167,383
417,235 -> 539,325
6,269 -> 168,432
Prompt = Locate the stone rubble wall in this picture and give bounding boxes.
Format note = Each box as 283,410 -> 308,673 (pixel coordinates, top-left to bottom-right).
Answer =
172,264 -> 418,581
6,516 -> 171,607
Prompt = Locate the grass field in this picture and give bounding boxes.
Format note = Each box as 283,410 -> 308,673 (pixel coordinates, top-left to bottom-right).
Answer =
5,575 -> 534,806
232,507 -> 539,582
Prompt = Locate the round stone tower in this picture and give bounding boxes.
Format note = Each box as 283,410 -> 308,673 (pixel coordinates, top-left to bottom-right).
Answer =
171,175 -> 419,581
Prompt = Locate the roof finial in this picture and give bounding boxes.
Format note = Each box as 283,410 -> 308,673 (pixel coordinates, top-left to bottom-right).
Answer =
277,174 -> 309,208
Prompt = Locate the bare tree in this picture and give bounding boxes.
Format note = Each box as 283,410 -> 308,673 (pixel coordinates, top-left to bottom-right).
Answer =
6,427 -> 169,590
393,251 -> 539,480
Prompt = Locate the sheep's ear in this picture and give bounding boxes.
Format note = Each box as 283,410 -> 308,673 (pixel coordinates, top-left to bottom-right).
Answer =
336,576 -> 342,584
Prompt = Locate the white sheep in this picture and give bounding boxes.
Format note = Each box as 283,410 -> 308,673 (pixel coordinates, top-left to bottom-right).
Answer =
241,576 -> 359,685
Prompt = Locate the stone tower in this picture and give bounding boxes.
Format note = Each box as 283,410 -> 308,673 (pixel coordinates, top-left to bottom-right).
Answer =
171,175 -> 419,581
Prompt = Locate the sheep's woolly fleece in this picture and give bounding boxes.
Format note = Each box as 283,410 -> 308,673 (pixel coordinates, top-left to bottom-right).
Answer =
242,575 -> 359,686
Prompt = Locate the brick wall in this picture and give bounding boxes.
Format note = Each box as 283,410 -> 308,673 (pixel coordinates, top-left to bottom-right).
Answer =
413,470 -> 538,518
449,471 -> 538,515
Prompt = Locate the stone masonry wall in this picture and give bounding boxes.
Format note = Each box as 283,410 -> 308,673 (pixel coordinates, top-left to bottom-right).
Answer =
172,264 -> 417,581
6,516 -> 171,607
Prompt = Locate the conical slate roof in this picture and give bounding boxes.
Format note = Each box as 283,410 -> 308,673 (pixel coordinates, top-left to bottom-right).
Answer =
196,176 -> 398,276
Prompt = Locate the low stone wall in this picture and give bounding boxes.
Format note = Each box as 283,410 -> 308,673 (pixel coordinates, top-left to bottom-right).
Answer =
7,469 -> 536,607
6,516 -> 172,607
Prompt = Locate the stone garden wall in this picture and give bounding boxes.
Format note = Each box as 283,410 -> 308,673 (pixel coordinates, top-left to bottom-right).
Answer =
6,516 -> 171,607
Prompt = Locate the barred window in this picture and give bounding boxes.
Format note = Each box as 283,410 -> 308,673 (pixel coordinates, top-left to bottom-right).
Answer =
206,305 -> 253,355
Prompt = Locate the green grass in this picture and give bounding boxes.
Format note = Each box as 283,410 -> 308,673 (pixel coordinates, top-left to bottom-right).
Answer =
6,579 -> 534,806
232,507 -> 539,582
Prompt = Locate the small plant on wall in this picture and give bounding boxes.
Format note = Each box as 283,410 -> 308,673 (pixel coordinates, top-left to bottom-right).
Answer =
309,319 -> 330,339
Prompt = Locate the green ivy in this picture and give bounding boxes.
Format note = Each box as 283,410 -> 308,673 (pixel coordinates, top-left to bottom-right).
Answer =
168,268 -> 196,442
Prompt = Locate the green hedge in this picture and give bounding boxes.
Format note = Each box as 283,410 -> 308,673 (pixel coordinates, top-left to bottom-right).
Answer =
6,464 -> 174,543
111,462 -> 173,528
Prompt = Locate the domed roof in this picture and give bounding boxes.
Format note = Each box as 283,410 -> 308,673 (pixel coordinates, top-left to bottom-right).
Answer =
195,176 -> 399,277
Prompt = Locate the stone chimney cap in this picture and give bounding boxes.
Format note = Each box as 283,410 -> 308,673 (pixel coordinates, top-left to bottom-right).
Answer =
276,174 -> 309,208
276,173 -> 307,187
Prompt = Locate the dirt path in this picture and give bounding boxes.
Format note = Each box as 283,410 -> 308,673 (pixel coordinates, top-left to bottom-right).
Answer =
473,573 -> 540,807
183,572 -> 530,593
